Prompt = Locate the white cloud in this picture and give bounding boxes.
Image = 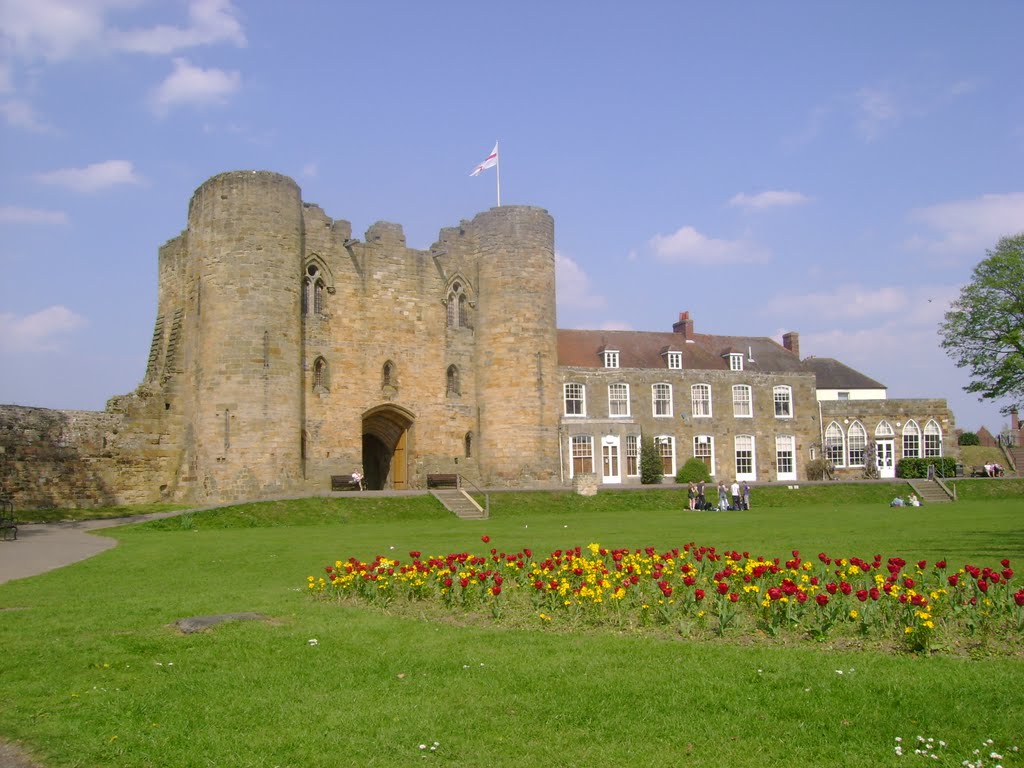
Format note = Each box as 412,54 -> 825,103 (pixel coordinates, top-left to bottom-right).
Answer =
728,190 -> 811,211
598,320 -> 633,331
0,206 -> 68,224
766,283 -> 960,324
907,193 -> 1024,256
0,0 -> 113,61
150,57 -> 240,115
0,305 -> 86,352
0,99 -> 55,132
302,162 -> 318,179
0,0 -> 245,61
114,0 -> 246,54
555,251 -> 607,310
34,160 -> 142,192
855,87 -> 900,141
649,225 -> 770,265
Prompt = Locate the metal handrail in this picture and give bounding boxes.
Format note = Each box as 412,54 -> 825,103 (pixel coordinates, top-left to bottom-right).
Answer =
457,474 -> 490,518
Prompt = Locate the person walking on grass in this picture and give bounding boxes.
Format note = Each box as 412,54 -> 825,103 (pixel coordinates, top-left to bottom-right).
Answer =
742,481 -> 751,510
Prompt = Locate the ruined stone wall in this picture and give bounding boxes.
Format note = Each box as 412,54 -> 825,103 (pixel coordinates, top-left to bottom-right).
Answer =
0,405 -> 157,509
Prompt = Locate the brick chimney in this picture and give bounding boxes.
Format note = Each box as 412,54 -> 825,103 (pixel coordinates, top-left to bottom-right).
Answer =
782,331 -> 800,359
1012,408 -> 1020,433
673,310 -> 694,340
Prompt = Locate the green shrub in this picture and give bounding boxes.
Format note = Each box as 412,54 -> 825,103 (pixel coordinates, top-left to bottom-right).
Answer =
639,438 -> 664,484
806,458 -> 834,481
896,456 -> 957,478
675,457 -> 712,484
958,431 -> 980,446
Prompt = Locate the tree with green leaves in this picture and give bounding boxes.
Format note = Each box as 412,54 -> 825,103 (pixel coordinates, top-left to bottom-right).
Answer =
940,233 -> 1024,415
640,437 -> 664,484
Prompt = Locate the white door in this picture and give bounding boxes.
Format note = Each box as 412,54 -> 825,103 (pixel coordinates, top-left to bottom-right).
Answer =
876,440 -> 895,478
776,435 -> 796,481
601,437 -> 621,484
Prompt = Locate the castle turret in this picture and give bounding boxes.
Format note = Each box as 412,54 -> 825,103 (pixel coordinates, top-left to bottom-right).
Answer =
180,171 -> 305,499
472,206 -> 560,483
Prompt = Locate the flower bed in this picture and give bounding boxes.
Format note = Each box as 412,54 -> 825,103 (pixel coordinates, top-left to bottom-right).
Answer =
308,537 -> 1023,654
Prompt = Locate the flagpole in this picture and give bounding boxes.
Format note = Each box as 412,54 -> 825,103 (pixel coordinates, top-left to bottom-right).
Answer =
495,140 -> 501,207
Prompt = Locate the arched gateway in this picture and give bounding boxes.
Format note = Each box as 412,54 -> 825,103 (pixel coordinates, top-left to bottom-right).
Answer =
361,404 -> 414,490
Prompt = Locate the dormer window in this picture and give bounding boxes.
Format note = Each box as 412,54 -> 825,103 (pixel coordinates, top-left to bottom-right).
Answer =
728,353 -> 744,371
603,350 -> 619,369
666,351 -> 682,370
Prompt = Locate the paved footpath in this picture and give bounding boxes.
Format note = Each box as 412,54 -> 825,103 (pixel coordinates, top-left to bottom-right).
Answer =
0,490 -> 428,586
0,510 -> 191,586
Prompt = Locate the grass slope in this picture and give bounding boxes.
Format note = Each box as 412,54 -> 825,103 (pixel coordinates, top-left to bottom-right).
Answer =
2,491 -> 1023,767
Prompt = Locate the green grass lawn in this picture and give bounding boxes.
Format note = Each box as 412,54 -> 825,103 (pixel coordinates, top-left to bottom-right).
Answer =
2,489 -> 1023,767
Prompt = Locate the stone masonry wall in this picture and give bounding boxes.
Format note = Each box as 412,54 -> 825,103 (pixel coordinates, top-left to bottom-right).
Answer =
819,398 -> 957,479
559,369 -> 819,482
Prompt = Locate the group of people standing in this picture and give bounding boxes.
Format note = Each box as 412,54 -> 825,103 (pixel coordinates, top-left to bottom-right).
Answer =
687,480 -> 751,511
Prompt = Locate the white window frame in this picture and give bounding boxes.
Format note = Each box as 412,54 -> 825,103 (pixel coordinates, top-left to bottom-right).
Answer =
734,434 -> 756,480
603,350 -> 619,369
652,383 -> 673,418
691,383 -> 712,418
732,384 -> 752,418
773,385 -> 792,418
693,434 -> 715,476
776,435 -> 796,481
875,420 -> 895,438
824,422 -> 845,467
924,419 -> 942,457
655,435 -> 676,477
729,353 -> 744,371
564,383 -> 586,417
570,435 -> 594,477
847,420 -> 867,467
666,351 -> 682,370
902,420 -> 921,458
625,434 -> 640,477
608,383 -> 630,417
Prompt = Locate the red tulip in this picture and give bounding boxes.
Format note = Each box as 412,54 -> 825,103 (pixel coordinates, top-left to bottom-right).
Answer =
948,574 -> 959,587
716,581 -> 729,595
816,594 -> 829,606
694,589 -> 706,601
729,593 -> 739,603
1014,590 -> 1024,607
481,535 -> 490,543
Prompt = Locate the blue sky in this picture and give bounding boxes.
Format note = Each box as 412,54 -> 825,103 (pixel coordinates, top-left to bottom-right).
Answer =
1,1 -> 1022,435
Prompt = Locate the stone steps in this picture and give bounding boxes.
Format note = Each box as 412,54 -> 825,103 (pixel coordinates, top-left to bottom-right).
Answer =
431,489 -> 487,519
907,479 -> 952,504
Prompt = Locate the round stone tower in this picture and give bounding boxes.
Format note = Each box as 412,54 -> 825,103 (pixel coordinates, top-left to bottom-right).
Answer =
182,171 -> 304,499
472,205 -> 561,483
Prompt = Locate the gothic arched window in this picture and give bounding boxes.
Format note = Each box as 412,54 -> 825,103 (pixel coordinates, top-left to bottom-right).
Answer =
313,357 -> 329,392
446,364 -> 460,396
303,264 -> 326,317
446,281 -> 472,329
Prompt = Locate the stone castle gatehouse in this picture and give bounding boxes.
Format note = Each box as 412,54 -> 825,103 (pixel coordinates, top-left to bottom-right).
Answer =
0,171 -> 955,509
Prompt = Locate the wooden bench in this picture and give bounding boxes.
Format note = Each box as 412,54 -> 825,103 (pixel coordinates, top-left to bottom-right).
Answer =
426,473 -> 459,489
0,497 -> 16,542
331,475 -> 362,491
970,466 -> 988,477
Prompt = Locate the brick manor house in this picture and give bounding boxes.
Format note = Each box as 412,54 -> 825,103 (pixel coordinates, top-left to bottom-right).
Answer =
0,171 -> 955,509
